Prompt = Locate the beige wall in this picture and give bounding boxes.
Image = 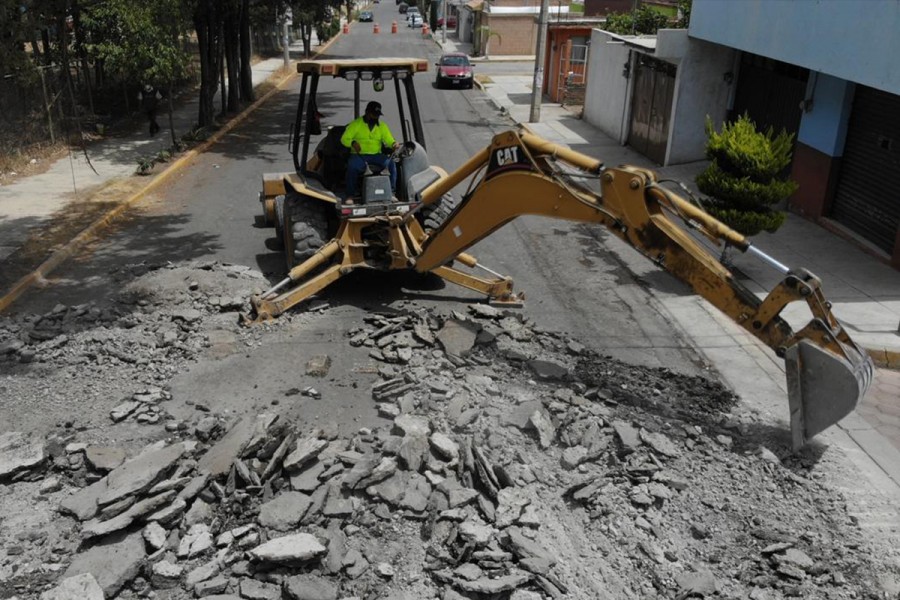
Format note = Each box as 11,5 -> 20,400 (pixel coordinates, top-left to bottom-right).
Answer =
482,15 -> 537,55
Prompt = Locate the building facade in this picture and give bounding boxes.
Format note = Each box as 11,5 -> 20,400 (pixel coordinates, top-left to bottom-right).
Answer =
581,0 -> 900,267
690,0 -> 900,268
471,0 -> 570,56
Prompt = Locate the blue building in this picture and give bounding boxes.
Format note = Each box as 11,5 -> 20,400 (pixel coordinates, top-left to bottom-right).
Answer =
690,0 -> 900,269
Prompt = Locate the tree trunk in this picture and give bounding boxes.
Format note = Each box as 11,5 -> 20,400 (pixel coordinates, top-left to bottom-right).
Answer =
300,21 -> 310,58
167,83 -> 177,147
219,18 -> 226,116
224,6 -> 241,112
194,0 -> 219,128
41,29 -> 52,65
239,0 -> 254,102
72,3 -> 95,115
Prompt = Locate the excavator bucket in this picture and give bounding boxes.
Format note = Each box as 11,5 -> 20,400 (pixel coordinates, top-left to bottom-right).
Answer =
785,339 -> 874,450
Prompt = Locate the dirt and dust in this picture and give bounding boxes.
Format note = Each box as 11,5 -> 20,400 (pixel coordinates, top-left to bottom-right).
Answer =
0,262 -> 898,600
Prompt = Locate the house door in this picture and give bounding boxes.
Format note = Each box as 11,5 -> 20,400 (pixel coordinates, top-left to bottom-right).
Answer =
627,55 -> 676,165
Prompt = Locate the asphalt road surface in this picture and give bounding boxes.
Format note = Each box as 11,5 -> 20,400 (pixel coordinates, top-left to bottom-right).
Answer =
11,9 -> 711,432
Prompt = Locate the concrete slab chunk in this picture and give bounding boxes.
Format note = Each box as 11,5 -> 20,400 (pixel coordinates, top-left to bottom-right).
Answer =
39,573 -> 104,600
63,529 -> 146,597
0,431 -> 45,480
258,492 -> 312,531
283,574 -> 338,600
284,437 -> 329,473
81,490 -> 176,539
100,443 -> 185,506
248,533 -> 327,564
437,320 -> 479,357
198,415 -> 275,477
84,446 -> 126,472
59,477 -> 109,521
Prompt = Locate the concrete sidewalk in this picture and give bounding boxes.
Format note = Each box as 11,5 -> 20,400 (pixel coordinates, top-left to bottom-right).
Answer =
0,44 -> 314,263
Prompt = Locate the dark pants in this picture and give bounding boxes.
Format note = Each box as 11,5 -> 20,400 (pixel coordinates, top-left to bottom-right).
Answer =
346,153 -> 396,199
147,109 -> 160,136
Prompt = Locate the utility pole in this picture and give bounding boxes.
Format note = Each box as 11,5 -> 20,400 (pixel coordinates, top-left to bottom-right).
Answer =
283,7 -> 292,70
528,0 -> 550,122
442,0 -> 447,43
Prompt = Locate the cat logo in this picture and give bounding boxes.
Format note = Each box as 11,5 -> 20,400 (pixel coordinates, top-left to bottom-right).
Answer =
487,144 -> 532,178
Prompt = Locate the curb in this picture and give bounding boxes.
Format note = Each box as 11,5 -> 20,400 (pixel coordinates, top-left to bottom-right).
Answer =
0,35 -> 342,314
867,347 -> 900,370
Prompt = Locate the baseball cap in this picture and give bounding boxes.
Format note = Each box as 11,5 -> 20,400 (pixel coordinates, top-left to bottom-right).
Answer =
365,101 -> 382,116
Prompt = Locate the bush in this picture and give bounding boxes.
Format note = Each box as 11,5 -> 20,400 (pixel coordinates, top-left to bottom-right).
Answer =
696,114 -> 798,236
317,17 -> 340,43
603,5 -> 670,35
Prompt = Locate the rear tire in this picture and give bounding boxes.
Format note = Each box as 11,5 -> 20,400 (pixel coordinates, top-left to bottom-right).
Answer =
284,192 -> 330,269
420,191 -> 459,232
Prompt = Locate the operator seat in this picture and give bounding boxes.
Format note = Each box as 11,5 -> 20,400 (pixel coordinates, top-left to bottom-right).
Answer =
317,126 -> 348,191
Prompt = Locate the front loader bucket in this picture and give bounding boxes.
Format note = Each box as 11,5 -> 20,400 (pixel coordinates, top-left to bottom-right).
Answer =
785,339 -> 874,450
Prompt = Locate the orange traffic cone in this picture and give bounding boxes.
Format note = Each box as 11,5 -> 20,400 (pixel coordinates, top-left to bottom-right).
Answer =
374,22 -> 380,34
422,23 -> 429,36
391,21 -> 398,34
342,22 -> 349,34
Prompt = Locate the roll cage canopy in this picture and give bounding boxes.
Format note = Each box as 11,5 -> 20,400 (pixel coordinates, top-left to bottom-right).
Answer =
291,58 -> 430,174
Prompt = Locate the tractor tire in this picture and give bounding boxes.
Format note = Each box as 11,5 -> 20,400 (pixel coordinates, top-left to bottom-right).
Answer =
420,192 -> 458,232
285,193 -> 330,269
273,195 -> 286,250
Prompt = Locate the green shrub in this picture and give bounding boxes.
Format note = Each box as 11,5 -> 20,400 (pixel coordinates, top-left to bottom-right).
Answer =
696,114 -> 798,236
603,5 -> 670,35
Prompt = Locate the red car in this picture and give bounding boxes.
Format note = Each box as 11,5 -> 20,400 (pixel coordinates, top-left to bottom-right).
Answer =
435,52 -> 474,89
436,15 -> 457,28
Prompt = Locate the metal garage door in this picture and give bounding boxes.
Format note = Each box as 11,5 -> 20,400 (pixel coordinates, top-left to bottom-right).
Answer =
832,85 -> 900,254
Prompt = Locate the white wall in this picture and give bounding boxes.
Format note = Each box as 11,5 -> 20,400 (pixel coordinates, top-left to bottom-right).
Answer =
583,29 -> 632,144
664,32 -> 734,164
583,29 -> 735,165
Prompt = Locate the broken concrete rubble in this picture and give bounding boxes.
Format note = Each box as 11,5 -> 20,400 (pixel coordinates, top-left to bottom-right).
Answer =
0,275 -> 889,600
0,431 -> 45,481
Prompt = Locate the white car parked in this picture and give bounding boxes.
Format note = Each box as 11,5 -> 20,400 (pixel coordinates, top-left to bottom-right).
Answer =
408,13 -> 423,27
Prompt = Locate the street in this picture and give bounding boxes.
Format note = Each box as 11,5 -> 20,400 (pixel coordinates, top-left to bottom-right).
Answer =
1,5 -> 899,599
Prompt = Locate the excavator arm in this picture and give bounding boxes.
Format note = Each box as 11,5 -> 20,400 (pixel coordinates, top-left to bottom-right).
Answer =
246,129 -> 872,448
411,130 -> 872,448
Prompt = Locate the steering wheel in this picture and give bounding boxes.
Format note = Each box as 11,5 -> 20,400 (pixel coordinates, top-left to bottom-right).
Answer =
390,141 -> 416,163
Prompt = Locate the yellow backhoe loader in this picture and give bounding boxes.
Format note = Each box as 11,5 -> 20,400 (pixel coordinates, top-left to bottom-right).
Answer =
248,58 -> 873,450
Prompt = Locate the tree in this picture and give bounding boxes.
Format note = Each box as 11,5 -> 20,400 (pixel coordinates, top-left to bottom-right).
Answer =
193,0 -> 222,128
677,0 -> 691,28
240,0 -> 254,102
696,115 -> 798,237
83,0 -> 191,145
292,0 -> 340,57
477,25 -> 500,58
603,4 -> 669,35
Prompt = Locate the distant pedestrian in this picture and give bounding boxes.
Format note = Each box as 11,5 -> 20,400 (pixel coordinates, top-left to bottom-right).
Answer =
139,84 -> 162,136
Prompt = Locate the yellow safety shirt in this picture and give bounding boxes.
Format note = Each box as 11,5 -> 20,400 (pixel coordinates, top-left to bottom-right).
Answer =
340,117 -> 396,155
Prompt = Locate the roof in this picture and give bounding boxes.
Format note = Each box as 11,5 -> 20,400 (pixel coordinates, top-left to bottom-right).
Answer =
296,58 -> 430,76
601,31 -> 658,51
486,5 -> 569,15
